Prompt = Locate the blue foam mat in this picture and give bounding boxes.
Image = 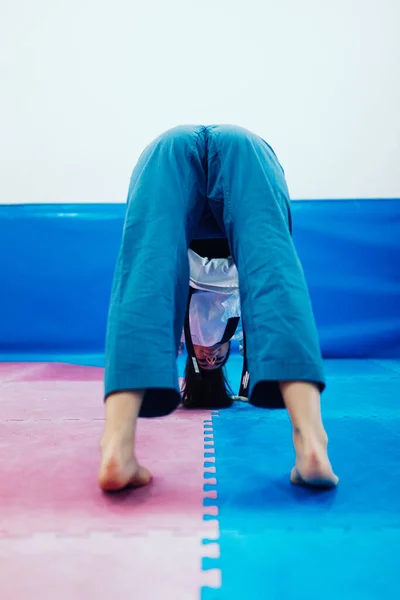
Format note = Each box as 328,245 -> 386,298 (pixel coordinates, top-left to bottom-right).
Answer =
203,359 -> 400,600
203,529 -> 399,600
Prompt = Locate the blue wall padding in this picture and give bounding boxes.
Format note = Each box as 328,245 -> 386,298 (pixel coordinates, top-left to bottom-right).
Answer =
0,200 -> 399,357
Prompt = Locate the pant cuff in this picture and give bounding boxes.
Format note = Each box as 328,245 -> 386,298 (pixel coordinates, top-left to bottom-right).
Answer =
104,369 -> 181,418
249,360 -> 325,409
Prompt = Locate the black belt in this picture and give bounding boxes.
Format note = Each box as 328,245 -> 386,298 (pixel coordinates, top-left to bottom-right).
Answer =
184,286 -> 250,398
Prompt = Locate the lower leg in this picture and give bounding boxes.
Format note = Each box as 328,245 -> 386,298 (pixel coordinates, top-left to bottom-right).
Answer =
98,391 -> 152,491
100,129 -> 208,488
206,127 -> 336,486
280,381 -> 338,488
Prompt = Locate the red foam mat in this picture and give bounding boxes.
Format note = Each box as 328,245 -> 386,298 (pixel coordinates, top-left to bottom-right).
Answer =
0,363 -> 218,599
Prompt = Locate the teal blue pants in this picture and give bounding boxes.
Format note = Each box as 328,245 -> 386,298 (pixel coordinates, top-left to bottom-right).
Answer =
105,125 -> 325,417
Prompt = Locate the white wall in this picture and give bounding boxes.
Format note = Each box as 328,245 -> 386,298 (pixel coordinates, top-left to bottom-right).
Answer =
1,0 -> 399,203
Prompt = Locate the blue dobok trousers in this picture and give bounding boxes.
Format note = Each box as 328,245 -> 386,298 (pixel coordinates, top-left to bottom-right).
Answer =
105,125 -> 325,417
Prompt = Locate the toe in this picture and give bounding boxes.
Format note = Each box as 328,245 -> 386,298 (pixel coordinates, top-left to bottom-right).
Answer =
131,465 -> 152,487
291,466 -> 339,489
290,467 -> 303,485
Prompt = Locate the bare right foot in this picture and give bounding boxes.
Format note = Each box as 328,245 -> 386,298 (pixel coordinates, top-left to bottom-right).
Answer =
291,431 -> 338,489
279,382 -> 338,489
98,435 -> 152,491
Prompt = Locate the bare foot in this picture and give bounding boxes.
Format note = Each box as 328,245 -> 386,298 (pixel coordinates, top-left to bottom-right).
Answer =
291,431 -> 338,489
98,391 -> 151,492
279,382 -> 338,489
98,435 -> 152,492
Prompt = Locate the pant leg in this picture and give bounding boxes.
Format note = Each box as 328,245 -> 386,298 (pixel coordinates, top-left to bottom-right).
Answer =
206,124 -> 325,408
105,125 -> 208,417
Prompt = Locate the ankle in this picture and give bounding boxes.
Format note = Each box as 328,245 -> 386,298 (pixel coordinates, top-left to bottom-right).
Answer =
293,425 -> 328,449
102,391 -> 142,439
101,427 -> 134,447
105,390 -> 143,416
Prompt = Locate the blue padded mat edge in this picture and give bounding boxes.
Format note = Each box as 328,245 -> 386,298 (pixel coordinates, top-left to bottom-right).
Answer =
0,199 -> 399,357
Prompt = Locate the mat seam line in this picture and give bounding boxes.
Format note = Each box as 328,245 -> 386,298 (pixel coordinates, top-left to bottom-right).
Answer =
201,410 -> 222,594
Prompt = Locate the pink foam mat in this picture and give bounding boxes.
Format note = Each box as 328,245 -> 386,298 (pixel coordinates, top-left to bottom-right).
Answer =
0,361 -> 104,383
0,362 -> 219,599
